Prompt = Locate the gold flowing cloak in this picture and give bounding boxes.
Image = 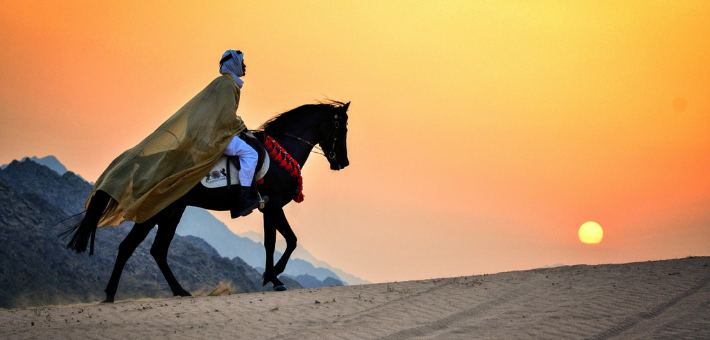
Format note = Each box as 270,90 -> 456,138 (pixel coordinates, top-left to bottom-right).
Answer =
88,75 -> 246,227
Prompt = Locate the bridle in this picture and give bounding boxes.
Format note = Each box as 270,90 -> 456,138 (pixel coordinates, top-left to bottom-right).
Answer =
283,113 -> 346,161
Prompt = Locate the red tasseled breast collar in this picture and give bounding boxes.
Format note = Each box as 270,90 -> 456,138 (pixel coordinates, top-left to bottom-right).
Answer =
263,135 -> 304,203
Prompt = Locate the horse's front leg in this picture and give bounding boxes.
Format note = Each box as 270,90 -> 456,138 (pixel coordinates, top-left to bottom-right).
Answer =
262,206 -> 292,291
273,209 -> 297,276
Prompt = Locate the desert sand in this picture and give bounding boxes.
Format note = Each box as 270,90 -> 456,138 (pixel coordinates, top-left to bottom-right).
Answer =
1,256 -> 708,339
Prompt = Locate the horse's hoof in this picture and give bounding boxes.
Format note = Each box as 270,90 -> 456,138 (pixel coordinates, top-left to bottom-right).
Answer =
263,271 -> 285,288
102,298 -> 114,304
174,290 -> 192,297
273,285 -> 287,292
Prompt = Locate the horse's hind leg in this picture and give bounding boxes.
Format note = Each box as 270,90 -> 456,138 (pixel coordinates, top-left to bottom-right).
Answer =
151,205 -> 191,297
104,220 -> 155,303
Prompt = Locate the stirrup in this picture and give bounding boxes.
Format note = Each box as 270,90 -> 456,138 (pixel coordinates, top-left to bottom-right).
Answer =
257,192 -> 269,211
240,195 -> 268,216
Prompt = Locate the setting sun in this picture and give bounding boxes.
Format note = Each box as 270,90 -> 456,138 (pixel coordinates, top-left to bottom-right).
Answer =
579,222 -> 604,244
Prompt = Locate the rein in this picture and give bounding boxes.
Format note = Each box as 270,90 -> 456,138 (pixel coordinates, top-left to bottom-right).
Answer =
283,132 -> 316,147
283,132 -> 330,159
281,113 -> 344,160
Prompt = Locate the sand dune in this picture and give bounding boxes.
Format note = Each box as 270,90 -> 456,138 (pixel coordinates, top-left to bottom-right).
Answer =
1,256 -> 708,339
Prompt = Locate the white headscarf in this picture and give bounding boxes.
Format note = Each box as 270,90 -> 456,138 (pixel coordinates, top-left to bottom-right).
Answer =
219,50 -> 245,88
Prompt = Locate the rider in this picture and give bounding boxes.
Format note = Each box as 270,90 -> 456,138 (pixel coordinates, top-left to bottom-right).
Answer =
84,49 -> 265,229
219,49 -> 262,217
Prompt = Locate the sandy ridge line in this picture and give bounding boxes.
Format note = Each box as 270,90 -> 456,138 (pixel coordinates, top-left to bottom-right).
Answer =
2,257 -> 709,340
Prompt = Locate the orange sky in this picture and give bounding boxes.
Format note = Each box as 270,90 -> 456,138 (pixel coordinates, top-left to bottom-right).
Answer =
1,0 -> 709,283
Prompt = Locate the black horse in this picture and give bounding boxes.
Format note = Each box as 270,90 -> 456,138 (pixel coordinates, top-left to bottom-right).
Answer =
64,101 -> 350,302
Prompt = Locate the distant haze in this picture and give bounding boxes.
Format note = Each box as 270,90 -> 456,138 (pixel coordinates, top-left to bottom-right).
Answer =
1,1 -> 708,282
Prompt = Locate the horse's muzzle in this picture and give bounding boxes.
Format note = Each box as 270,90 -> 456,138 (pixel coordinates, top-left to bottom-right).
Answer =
330,160 -> 349,171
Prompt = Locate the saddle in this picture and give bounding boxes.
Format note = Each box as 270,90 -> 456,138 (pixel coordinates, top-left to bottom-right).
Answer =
200,131 -> 270,189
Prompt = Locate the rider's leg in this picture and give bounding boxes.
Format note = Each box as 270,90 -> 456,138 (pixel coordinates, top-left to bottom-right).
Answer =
224,135 -> 260,216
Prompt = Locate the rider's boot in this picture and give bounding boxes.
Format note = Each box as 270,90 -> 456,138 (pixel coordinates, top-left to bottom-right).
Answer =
230,185 -> 268,218
239,186 -> 261,217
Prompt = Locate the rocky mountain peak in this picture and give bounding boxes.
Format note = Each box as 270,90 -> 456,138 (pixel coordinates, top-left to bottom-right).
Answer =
0,158 -> 92,215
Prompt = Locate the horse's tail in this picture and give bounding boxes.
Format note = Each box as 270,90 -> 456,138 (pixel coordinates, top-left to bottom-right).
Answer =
59,190 -> 113,255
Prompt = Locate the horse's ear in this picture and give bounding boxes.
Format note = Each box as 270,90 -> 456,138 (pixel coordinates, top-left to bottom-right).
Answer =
343,101 -> 351,112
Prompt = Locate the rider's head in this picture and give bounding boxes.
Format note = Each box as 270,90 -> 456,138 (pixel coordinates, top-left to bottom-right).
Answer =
220,50 -> 246,87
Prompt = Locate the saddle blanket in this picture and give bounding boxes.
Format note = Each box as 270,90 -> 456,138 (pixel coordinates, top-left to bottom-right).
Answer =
200,154 -> 269,188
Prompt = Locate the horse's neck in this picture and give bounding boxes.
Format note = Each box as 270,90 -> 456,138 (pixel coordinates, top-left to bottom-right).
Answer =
272,133 -> 314,168
266,110 -> 328,168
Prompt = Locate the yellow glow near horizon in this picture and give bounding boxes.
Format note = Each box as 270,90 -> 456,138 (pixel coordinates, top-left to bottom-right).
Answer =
579,222 -> 604,244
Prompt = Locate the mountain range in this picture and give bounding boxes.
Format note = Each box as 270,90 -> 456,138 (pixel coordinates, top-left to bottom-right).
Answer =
8,156 -> 367,285
0,156 -> 358,308
0,159 -> 284,308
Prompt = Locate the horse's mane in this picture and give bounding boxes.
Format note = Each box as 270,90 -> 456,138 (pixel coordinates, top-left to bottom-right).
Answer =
259,100 -> 347,134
